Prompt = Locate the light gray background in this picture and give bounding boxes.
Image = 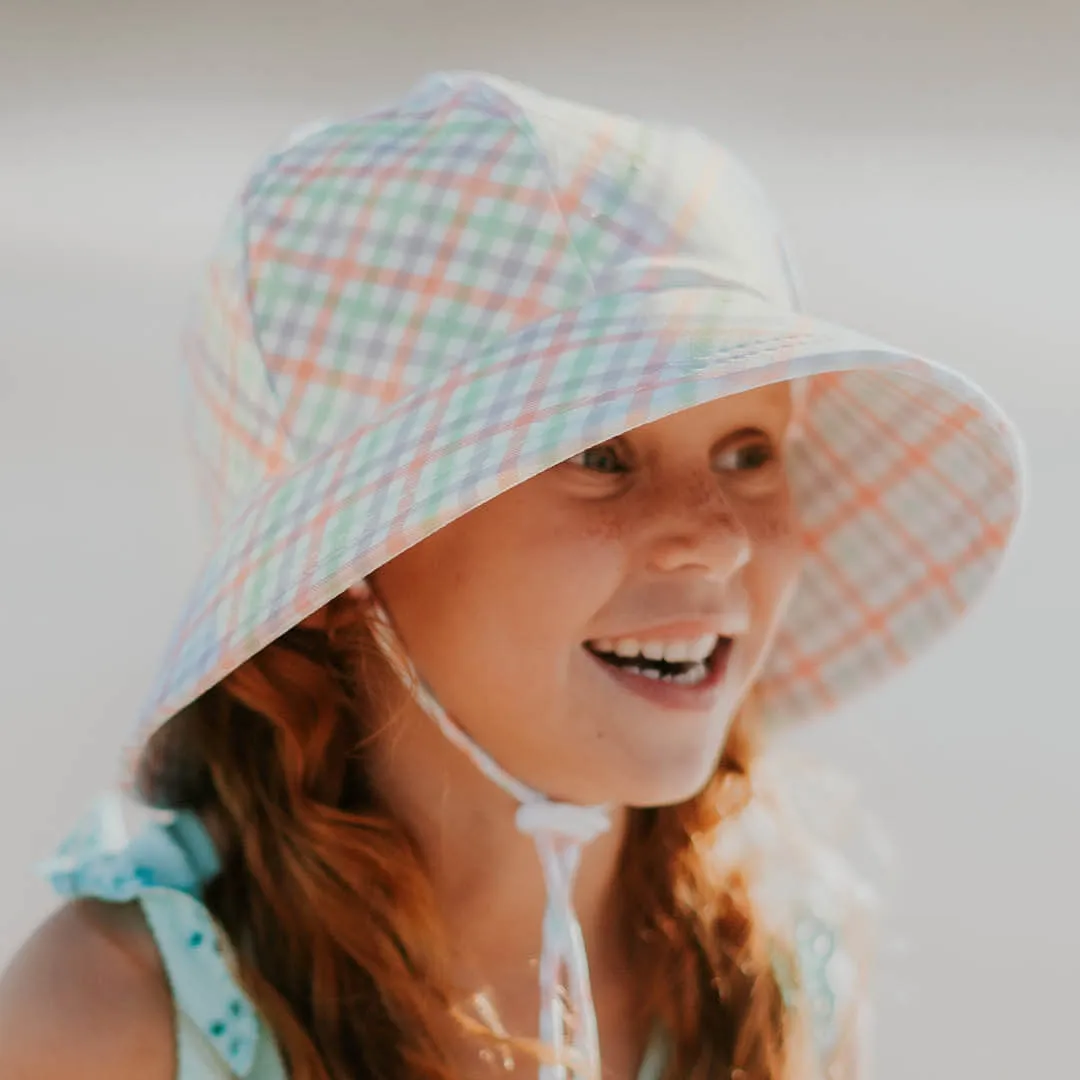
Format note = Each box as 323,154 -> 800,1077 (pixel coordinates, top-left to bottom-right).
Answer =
1,1 -> 1077,1076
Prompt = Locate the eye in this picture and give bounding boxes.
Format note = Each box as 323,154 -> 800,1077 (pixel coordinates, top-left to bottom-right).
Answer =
713,433 -> 778,473
567,442 -> 628,475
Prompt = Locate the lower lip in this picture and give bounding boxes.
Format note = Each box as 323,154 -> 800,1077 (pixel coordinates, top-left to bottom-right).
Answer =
584,642 -> 733,712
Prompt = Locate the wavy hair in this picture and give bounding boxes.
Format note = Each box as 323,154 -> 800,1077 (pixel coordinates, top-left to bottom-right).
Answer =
136,588 -> 799,1079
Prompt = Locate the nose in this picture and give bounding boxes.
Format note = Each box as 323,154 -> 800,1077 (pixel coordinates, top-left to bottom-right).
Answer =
644,478 -> 751,582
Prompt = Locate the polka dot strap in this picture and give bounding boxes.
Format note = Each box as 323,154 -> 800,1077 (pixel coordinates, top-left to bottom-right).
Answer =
141,890 -> 263,1076
37,793 -> 263,1077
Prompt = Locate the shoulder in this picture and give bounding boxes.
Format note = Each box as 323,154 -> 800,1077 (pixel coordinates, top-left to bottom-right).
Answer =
0,898 -> 175,1079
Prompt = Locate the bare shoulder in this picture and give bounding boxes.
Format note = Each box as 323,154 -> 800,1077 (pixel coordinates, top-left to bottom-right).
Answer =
0,899 -> 175,1079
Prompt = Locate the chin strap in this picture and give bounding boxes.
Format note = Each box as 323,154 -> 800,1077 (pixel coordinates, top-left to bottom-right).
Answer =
354,582 -> 611,1080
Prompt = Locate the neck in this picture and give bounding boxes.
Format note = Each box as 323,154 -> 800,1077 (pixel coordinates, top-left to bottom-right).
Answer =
366,693 -> 631,1005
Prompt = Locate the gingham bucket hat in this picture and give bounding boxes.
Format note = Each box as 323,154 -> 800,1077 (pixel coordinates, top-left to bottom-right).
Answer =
134,69 -> 1023,755
115,69 -> 1023,1079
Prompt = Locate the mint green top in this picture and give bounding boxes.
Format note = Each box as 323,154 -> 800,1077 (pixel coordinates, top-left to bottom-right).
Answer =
38,796 -> 841,1078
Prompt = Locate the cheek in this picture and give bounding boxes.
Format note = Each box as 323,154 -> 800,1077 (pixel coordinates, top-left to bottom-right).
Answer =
505,509 -> 628,631
742,495 -> 804,615
371,498 -> 631,764
742,489 -> 798,545
378,497 -> 626,667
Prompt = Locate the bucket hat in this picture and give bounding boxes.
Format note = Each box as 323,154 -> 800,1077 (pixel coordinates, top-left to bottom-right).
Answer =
132,69 -> 1022,756
111,70 -> 1023,1076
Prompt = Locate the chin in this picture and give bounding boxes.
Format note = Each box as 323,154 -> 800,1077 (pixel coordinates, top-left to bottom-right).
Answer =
569,745 -> 723,810
628,760 -> 720,809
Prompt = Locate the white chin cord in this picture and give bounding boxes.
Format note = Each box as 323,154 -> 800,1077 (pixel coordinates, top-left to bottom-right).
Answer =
356,582 -> 611,1080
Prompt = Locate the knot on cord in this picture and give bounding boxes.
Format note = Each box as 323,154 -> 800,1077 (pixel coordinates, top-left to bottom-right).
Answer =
515,801 -> 611,845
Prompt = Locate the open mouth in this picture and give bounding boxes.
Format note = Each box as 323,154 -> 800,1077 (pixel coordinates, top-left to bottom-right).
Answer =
583,634 -> 732,688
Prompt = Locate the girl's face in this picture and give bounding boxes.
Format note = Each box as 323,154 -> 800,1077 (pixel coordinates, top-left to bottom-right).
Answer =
370,383 -> 804,807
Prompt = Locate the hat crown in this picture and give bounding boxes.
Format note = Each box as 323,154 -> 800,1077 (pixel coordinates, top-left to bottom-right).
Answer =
184,71 -> 800,525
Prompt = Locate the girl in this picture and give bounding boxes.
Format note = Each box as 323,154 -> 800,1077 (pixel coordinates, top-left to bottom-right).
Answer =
0,71 -> 1023,1080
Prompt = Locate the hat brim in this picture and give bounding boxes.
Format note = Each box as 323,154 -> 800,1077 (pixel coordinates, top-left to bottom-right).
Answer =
129,286 -> 1023,763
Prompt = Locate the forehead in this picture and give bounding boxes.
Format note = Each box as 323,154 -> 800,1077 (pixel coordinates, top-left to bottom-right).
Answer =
631,380 -> 794,441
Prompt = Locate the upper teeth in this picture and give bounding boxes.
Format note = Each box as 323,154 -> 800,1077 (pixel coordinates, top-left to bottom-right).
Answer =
588,634 -> 719,664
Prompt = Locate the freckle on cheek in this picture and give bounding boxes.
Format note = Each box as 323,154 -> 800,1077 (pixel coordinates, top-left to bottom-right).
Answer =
748,504 -> 797,543
581,509 -> 625,543
683,476 -> 718,513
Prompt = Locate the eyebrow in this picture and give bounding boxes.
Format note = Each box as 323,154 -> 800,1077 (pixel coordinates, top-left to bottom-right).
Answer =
598,392 -> 794,458
721,390 -> 794,435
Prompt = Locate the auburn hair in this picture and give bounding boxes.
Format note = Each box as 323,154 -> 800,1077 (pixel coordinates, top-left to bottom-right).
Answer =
136,588 -> 796,1079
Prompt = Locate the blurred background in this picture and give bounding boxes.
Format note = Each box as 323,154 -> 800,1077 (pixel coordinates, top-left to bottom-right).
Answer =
1,1 -> 1077,1075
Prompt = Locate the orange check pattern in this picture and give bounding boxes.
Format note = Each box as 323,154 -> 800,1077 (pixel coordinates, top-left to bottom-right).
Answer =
127,70 -> 1024,766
